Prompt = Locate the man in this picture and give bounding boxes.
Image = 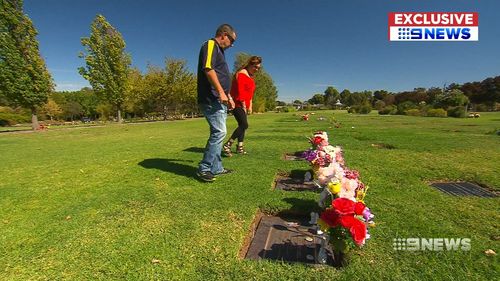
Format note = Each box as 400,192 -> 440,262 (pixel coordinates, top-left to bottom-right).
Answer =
196,24 -> 236,182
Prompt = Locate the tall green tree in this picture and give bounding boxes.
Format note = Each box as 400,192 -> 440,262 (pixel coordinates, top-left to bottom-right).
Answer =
233,52 -> 278,112
434,89 -> 469,110
0,0 -> 54,130
78,14 -> 131,123
323,86 -> 340,108
164,58 -> 197,118
143,64 -> 167,118
123,68 -> 147,118
308,93 -> 324,105
339,89 -> 351,105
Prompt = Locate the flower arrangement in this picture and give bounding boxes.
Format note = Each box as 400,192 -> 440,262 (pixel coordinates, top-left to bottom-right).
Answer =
301,131 -> 375,259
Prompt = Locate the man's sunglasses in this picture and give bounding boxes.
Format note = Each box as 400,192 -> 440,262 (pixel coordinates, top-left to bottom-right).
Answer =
226,33 -> 235,45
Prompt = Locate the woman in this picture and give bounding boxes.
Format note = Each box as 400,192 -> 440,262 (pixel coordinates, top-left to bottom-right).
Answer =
223,56 -> 262,156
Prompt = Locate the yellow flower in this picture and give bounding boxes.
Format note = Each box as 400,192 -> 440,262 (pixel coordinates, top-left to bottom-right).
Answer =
328,181 -> 341,194
317,218 -> 330,232
356,185 -> 369,202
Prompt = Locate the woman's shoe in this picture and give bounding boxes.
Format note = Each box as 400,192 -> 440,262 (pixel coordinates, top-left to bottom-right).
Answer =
237,145 -> 248,155
223,142 -> 233,157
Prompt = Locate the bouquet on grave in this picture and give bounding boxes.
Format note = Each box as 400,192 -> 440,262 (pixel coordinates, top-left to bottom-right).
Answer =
301,131 -> 345,185
302,131 -> 375,256
317,169 -> 375,254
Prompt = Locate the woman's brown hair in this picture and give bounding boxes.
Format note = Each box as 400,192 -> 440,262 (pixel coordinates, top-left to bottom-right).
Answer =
234,56 -> 262,78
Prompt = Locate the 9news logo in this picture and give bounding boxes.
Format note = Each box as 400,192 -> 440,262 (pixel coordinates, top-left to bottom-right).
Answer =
388,12 -> 478,41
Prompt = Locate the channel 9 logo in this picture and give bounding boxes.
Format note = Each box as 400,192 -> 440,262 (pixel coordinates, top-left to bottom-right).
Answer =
388,12 -> 479,41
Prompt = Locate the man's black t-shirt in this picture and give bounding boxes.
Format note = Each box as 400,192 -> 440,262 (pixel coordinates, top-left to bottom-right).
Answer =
197,39 -> 231,105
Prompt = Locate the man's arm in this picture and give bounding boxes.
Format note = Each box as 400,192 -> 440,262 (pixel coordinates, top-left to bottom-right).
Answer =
205,69 -> 234,108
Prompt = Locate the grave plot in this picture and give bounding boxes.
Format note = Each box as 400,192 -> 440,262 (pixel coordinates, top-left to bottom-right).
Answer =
283,151 -> 305,161
273,170 -> 319,192
430,181 -> 497,198
242,213 -> 341,267
370,143 -> 396,149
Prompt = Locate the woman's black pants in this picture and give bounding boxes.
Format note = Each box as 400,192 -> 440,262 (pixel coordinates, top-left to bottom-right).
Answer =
229,107 -> 249,142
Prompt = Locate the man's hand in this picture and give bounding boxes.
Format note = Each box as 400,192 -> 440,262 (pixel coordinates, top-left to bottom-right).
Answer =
219,92 -> 229,104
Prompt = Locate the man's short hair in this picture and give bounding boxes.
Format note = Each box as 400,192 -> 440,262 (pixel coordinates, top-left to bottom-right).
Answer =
215,24 -> 235,36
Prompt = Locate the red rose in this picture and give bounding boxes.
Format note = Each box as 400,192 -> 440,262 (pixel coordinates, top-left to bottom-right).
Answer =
320,208 -> 340,227
332,198 -> 355,215
313,136 -> 323,145
354,202 -> 366,215
339,215 -> 366,246
339,215 -> 357,228
349,218 -> 367,246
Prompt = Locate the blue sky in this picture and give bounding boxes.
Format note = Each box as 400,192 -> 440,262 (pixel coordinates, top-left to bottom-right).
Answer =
25,0 -> 499,102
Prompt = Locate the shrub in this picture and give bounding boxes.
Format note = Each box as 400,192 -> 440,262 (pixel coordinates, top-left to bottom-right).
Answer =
349,104 -> 372,114
0,112 -> 31,126
0,106 -> 15,113
397,101 -> 417,115
447,106 -> 466,118
427,108 -> 447,117
405,109 -> 421,116
358,104 -> 372,114
282,106 -> 296,113
374,100 -> 386,110
378,105 -> 397,115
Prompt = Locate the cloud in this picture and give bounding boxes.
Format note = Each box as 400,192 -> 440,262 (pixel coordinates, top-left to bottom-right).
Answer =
312,83 -> 336,88
55,82 -> 88,91
49,68 -> 77,73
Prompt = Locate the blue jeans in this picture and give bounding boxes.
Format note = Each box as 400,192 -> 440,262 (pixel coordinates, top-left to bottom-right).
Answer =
198,101 -> 227,175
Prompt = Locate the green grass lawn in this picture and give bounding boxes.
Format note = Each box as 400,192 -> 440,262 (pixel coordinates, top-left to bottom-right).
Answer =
0,111 -> 498,280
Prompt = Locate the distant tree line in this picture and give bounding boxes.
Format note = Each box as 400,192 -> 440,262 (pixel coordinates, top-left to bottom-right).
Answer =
1,7 -> 278,128
294,76 -> 499,117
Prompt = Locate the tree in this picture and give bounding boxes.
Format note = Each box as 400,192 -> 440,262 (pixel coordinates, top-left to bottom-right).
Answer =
340,89 -> 351,105
323,86 -> 340,108
123,68 -> 146,118
79,14 -> 131,123
143,64 -> 167,118
308,93 -> 324,105
426,87 -> 443,105
63,100 -> 83,121
42,98 -> 62,120
164,58 -> 197,118
478,77 -> 500,108
344,91 -> 372,107
434,89 -> 469,109
373,90 -> 395,106
0,0 -> 54,130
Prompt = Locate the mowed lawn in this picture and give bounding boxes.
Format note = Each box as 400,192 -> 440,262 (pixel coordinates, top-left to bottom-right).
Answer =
0,111 -> 498,280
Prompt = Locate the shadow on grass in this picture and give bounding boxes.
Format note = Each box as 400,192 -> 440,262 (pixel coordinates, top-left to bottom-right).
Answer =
138,158 -> 199,180
183,147 -> 205,153
280,198 -> 321,215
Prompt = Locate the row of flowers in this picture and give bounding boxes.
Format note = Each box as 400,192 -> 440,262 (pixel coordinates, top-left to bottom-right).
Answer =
302,131 -> 375,255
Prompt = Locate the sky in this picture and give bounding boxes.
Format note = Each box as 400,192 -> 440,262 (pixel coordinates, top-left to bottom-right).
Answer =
24,0 -> 500,102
